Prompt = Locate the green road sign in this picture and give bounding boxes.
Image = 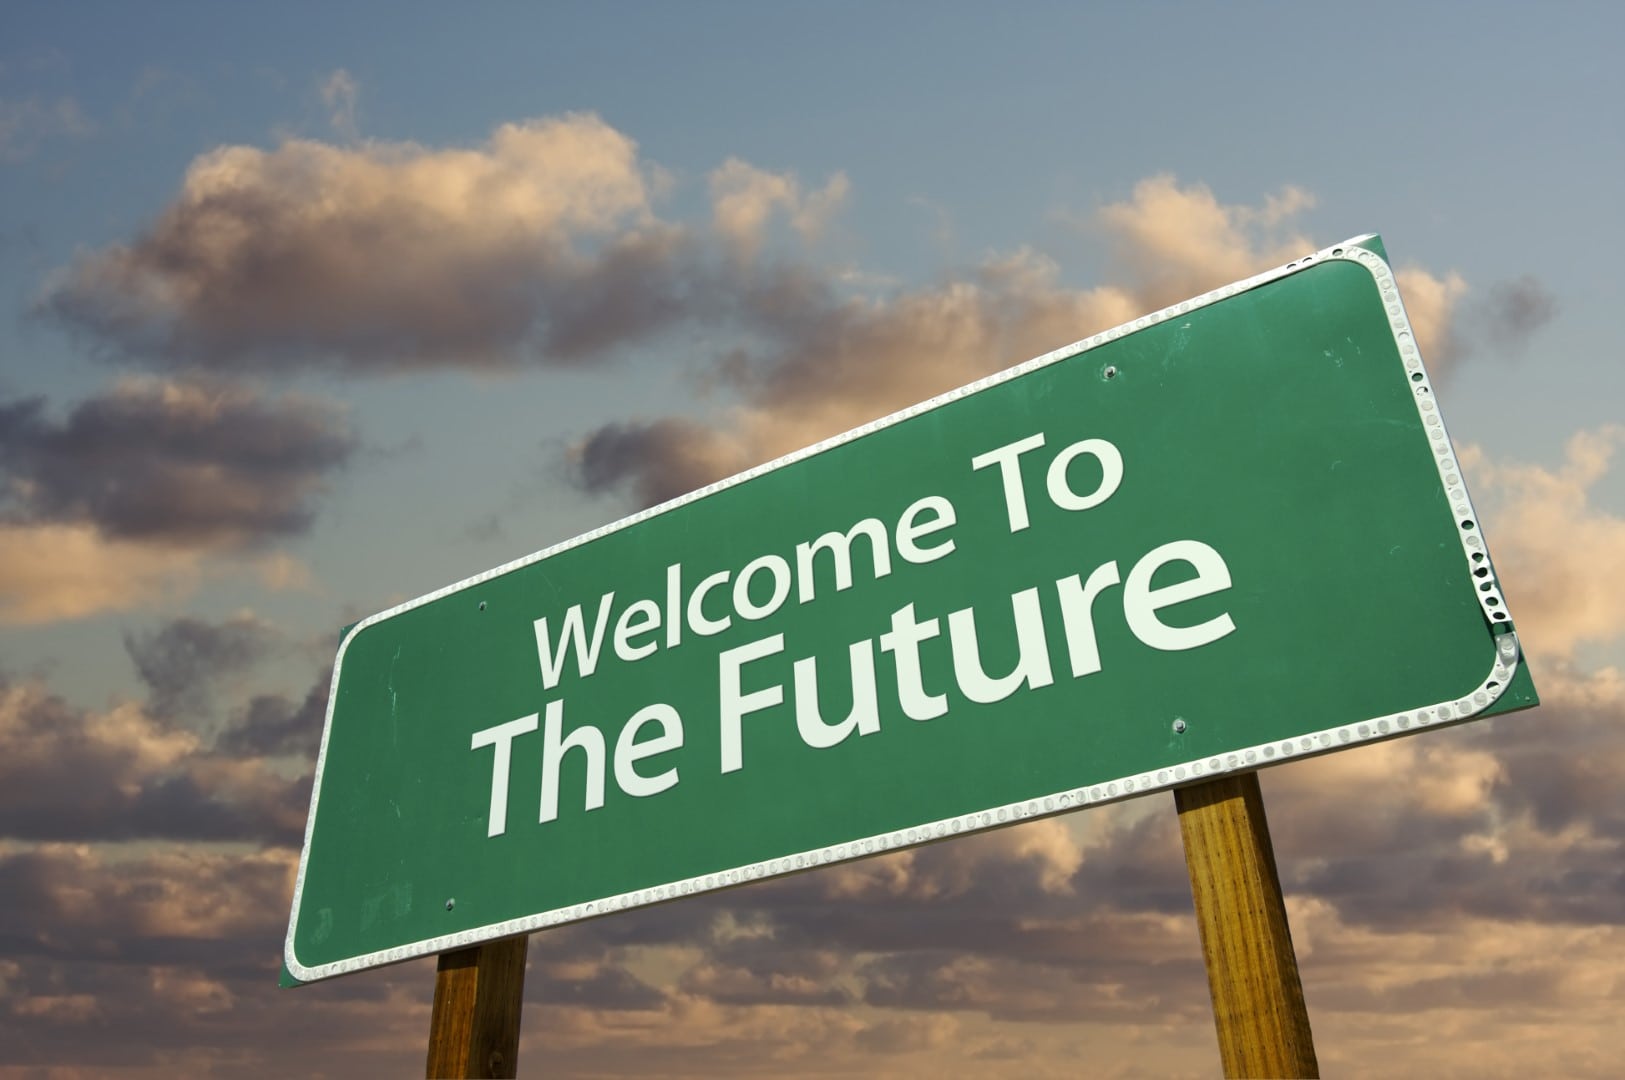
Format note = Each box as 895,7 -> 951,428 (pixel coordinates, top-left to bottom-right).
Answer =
285,235 -> 1536,983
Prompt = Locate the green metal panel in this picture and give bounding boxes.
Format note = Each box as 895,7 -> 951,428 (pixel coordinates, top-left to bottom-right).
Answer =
285,236 -> 1536,983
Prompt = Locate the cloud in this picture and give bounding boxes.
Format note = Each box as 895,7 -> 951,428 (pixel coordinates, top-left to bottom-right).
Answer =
1397,265 -> 1469,378
802,819 -> 1086,907
1475,274 -> 1559,354
679,943 -> 853,1008
0,523 -> 312,626
0,376 -> 354,547
721,251 -> 1137,454
1094,175 -> 1468,378
1490,663 -> 1625,845
39,114 -> 681,371
1093,174 -> 1316,309
0,95 -> 93,161
573,419 -> 752,509
710,158 -> 850,262
858,942 -> 1203,1025
123,614 -> 278,722
1291,902 -> 1625,1078
1393,270 -> 1555,378
574,176 -> 1351,506
216,663 -> 332,759
1249,650 -> 1625,936
0,842 -> 296,949
0,675 -> 308,843
319,69 -> 359,139
0,523 -> 201,624
568,248 -> 1144,506
47,122 -> 1452,416
0,841 -> 447,1075
1459,426 -> 1625,662
0,373 -> 343,622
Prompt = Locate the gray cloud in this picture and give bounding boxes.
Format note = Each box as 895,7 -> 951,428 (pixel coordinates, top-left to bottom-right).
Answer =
534,228 -> 696,362
1259,678 -> 1625,932
525,933 -> 668,1012
675,931 -> 855,1008
573,418 -> 746,508
0,844 -> 439,1076
124,614 -> 277,721
1476,275 -> 1559,354
0,845 -> 291,965
216,663 -> 331,759
859,945 -> 1207,1025
0,378 -> 353,548
0,674 -> 308,844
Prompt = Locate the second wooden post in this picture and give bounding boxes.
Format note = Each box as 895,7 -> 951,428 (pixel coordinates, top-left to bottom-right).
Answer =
425,935 -> 529,1079
1176,771 -> 1318,1078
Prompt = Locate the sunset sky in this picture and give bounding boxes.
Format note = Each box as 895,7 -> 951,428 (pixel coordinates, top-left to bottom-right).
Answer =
3,2 -> 1623,1076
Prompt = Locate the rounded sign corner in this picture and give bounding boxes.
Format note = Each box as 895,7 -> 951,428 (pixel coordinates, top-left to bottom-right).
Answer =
282,936 -> 322,985
1477,627 -> 1524,710
335,614 -> 378,655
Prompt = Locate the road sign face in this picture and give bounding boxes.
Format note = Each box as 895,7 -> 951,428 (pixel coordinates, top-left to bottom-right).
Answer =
285,235 -> 1536,983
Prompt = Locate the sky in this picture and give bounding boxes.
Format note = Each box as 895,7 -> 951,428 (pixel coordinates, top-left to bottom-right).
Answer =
1,1 -> 1622,1075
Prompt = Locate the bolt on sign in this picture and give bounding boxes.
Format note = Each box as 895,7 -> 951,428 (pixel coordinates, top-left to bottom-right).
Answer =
284,235 -> 1537,984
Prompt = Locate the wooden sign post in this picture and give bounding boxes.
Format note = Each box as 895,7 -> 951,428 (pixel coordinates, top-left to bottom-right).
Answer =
425,935 -> 529,1079
1177,772 -> 1318,1078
